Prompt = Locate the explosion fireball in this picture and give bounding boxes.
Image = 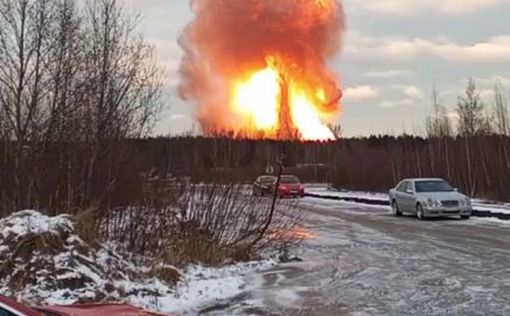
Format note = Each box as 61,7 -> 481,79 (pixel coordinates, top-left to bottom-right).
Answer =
179,0 -> 345,140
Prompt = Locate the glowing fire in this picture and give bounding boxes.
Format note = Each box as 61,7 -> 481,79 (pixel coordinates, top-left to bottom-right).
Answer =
289,84 -> 337,141
179,0 -> 345,141
232,67 -> 280,133
267,226 -> 317,241
231,58 -> 339,140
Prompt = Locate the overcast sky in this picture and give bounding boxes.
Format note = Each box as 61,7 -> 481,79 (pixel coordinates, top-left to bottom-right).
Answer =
120,0 -> 510,137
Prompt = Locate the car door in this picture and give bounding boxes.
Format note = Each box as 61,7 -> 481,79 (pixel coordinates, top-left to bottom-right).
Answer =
403,181 -> 419,213
394,181 -> 409,212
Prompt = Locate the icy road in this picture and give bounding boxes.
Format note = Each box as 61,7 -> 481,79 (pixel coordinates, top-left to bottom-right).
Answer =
204,197 -> 510,316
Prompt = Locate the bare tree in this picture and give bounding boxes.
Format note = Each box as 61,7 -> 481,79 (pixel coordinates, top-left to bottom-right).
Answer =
78,0 -> 162,205
0,0 -> 57,208
0,0 -> 162,213
426,87 -> 452,138
493,81 -> 508,135
457,79 -> 487,137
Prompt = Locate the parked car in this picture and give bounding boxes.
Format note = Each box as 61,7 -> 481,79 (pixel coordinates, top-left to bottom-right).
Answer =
0,295 -> 168,316
252,175 -> 277,196
252,175 -> 305,198
276,175 -> 305,198
389,178 -> 472,220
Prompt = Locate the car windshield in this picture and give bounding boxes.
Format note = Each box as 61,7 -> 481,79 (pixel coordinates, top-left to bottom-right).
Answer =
415,180 -> 454,193
259,176 -> 275,184
280,176 -> 300,184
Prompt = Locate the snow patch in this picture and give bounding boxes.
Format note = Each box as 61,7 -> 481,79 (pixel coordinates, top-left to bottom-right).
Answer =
131,260 -> 276,315
0,210 -> 276,315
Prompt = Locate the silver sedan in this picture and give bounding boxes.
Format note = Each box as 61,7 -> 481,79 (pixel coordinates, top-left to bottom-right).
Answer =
389,178 -> 472,220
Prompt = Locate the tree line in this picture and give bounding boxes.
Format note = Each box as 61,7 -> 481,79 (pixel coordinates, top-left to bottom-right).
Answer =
135,133 -> 508,201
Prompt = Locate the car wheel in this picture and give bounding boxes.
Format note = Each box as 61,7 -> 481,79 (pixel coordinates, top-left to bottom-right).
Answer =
391,200 -> 402,217
416,204 -> 426,220
461,215 -> 470,220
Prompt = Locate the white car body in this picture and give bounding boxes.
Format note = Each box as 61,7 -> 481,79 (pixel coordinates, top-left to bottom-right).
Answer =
389,178 -> 473,220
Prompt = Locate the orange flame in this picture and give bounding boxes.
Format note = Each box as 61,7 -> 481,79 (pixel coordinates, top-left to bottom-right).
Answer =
267,226 -> 317,241
179,0 -> 345,140
232,66 -> 280,134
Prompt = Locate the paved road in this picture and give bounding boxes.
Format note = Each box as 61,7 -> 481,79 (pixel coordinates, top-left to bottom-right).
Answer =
204,197 -> 510,316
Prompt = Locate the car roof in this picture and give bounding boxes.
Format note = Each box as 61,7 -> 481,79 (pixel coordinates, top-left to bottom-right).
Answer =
258,175 -> 276,180
403,178 -> 446,182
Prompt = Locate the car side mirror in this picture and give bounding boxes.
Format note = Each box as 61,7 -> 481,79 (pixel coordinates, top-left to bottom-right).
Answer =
453,188 -> 459,192
406,189 -> 413,194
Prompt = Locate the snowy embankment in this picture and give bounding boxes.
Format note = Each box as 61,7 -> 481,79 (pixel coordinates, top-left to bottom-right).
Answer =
0,210 -> 276,315
305,185 -> 510,220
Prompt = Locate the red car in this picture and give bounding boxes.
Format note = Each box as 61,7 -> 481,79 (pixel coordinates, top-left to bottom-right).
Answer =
274,175 -> 305,198
0,295 -> 168,316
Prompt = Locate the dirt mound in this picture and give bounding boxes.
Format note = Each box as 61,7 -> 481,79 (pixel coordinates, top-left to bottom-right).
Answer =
0,210 -> 182,305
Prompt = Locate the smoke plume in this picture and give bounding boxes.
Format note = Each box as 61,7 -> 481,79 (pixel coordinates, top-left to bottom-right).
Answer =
178,0 -> 345,139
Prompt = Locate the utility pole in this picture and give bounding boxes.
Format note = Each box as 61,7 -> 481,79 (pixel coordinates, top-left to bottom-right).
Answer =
250,154 -> 285,248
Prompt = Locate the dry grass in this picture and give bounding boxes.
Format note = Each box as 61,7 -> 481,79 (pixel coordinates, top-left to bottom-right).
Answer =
97,183 -> 304,267
75,208 -> 102,247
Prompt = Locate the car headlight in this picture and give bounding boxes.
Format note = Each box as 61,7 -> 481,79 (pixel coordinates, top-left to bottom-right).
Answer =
427,199 -> 441,207
460,199 -> 466,206
465,198 -> 471,206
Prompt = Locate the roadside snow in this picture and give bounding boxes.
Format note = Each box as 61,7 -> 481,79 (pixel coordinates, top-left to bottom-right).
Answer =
0,210 -> 73,239
306,187 -> 388,200
471,203 -> 510,215
0,210 -> 276,315
128,260 -> 276,315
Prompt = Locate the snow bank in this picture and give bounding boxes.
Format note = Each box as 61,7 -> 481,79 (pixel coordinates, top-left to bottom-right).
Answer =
0,210 -> 276,314
305,188 -> 390,206
0,210 -> 74,238
0,210 -> 169,305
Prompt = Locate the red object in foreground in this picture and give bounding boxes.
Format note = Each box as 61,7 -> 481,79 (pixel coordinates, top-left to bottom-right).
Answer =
35,303 -> 168,316
0,295 -> 43,316
0,295 -> 170,316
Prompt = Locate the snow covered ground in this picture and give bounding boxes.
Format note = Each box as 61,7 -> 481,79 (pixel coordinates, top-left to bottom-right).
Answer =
0,210 -> 277,315
2,195 -> 509,316
126,260 -> 276,315
200,196 -> 510,315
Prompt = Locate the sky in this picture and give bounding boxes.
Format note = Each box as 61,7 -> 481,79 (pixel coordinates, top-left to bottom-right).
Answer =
120,0 -> 510,137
